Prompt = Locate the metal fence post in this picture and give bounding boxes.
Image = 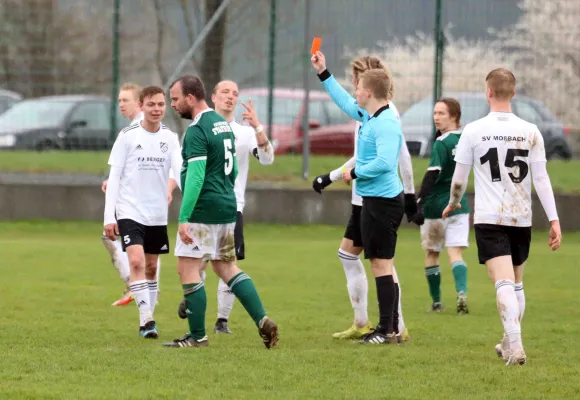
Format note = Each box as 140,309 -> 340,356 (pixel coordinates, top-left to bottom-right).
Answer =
109,0 -> 120,144
432,0 -> 444,141
266,0 -> 276,141
302,0 -> 311,180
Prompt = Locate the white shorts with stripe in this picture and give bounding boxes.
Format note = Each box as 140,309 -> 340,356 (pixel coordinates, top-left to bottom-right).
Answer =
174,222 -> 236,261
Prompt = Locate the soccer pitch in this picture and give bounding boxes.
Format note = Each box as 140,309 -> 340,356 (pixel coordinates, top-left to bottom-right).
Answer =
2,221 -> 579,399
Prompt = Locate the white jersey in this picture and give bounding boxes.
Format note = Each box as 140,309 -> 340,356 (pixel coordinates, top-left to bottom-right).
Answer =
106,122 -> 182,226
130,112 -> 144,125
230,120 -> 275,212
454,111 -> 546,227
351,101 -> 404,206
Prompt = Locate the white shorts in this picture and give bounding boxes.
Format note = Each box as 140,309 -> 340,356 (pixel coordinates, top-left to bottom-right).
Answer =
420,213 -> 469,252
174,222 -> 236,261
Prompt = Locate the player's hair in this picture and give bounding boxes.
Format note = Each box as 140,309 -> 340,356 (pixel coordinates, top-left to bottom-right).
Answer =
139,85 -> 165,103
171,75 -> 206,100
485,68 -> 516,101
437,97 -> 462,126
119,82 -> 141,100
359,69 -> 391,101
350,55 -> 395,100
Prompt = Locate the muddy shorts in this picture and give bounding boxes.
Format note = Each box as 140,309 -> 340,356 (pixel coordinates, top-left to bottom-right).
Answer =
174,222 -> 236,262
420,213 -> 470,252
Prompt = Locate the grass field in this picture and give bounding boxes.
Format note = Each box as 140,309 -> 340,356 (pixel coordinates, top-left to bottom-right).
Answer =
2,221 -> 579,399
1,151 -> 580,193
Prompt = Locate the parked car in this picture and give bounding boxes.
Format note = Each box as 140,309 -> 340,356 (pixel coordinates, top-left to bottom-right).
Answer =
0,89 -> 22,115
235,88 -> 357,155
401,92 -> 573,160
0,95 -> 129,150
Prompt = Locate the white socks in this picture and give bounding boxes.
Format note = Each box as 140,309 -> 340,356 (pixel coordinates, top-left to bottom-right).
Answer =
102,235 -> 130,282
515,282 -> 525,322
495,280 -> 522,350
147,280 -> 158,314
392,266 -> 406,334
217,278 -> 235,320
130,280 -> 153,326
338,249 -> 368,328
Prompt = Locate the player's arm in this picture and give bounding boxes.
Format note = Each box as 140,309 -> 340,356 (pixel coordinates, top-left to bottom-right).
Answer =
398,138 -> 418,221
242,99 -> 275,165
169,135 -> 183,191
312,156 -> 355,194
529,129 -> 561,250
317,71 -> 365,122
351,120 -> 400,179
178,126 -> 207,224
443,130 -> 474,219
417,140 -> 447,204
103,133 -> 127,239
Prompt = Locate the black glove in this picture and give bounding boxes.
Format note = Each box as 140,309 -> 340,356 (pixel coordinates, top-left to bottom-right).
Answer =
404,193 -> 418,222
410,205 -> 425,226
312,173 -> 332,194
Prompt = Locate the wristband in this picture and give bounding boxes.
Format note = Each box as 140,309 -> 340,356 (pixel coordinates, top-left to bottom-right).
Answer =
254,124 -> 264,133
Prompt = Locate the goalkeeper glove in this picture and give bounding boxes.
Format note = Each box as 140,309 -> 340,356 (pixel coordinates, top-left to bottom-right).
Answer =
404,193 -> 418,222
312,173 -> 332,194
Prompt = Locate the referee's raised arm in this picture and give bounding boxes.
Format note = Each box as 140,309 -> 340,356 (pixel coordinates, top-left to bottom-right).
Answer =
311,51 -> 365,122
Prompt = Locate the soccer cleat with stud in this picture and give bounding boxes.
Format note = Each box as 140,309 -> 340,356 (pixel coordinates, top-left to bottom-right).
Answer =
506,348 -> 527,366
139,321 -> 158,339
457,292 -> 469,315
258,316 -> 279,349
177,298 -> 187,319
163,333 -> 209,348
332,323 -> 373,340
359,329 -> 398,345
214,319 -> 232,334
396,328 -> 411,343
112,287 -> 134,306
429,302 -> 443,313
495,335 -> 510,360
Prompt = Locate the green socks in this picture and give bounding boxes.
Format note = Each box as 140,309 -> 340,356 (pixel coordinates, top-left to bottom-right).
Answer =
452,261 -> 468,294
183,282 -> 207,340
228,271 -> 266,327
425,265 -> 441,303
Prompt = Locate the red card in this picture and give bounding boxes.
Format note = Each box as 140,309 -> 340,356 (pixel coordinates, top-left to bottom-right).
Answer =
311,37 -> 322,54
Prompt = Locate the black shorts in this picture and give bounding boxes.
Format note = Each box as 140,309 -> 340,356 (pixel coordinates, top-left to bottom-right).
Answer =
343,205 -> 363,248
234,211 -> 245,260
474,224 -> 532,266
360,192 -> 405,260
117,219 -> 169,255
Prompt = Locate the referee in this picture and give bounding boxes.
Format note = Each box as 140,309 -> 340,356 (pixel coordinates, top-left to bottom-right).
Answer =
312,51 -> 405,345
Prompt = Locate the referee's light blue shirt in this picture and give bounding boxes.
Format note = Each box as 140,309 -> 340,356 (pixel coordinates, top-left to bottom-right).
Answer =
319,72 -> 403,198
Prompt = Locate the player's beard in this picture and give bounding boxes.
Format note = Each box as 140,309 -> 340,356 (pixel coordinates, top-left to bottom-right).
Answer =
179,109 -> 192,120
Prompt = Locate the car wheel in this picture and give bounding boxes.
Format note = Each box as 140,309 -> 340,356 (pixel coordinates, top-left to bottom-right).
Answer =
35,140 -> 60,152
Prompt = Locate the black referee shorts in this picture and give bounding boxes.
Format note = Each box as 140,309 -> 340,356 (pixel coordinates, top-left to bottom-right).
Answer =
360,192 -> 405,260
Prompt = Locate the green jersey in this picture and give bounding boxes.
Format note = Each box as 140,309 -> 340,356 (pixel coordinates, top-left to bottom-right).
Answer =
422,130 -> 470,219
180,109 -> 237,224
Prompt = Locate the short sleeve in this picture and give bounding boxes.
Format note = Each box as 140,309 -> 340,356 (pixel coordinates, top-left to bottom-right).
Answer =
108,131 -> 128,167
183,125 -> 208,162
428,140 -> 447,170
529,126 -> 547,163
454,126 -> 474,166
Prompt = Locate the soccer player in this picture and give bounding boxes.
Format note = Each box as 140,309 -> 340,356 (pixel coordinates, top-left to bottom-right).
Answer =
312,51 -> 405,345
442,68 -> 561,365
312,55 -> 414,342
101,82 -> 144,306
164,75 -> 278,349
410,98 -> 470,315
103,85 -> 183,339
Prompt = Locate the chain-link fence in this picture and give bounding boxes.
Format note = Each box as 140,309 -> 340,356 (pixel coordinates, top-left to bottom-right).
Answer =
0,0 -> 578,159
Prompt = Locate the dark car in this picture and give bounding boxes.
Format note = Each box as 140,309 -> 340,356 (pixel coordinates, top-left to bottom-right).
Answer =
0,95 -> 129,150
401,92 -> 573,160
235,88 -> 357,155
0,89 -> 22,115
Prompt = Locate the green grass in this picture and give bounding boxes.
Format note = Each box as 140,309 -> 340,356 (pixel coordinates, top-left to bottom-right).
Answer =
1,151 -> 580,194
1,221 -> 579,399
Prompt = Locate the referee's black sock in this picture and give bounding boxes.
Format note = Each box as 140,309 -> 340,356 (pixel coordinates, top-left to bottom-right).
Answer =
392,283 -> 400,335
375,275 -> 395,334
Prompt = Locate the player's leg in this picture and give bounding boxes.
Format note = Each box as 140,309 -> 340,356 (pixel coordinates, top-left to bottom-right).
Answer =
359,195 -> 404,345
117,219 -> 157,339
333,205 -> 371,340
420,219 -> 444,312
392,266 -> 410,342
143,225 -> 169,317
101,231 -> 133,306
513,264 -> 525,322
177,259 -> 207,320
214,211 -> 244,334
156,256 -> 161,301
445,214 -> 470,315
165,224 -> 211,348
211,222 -> 278,349
476,224 -> 526,366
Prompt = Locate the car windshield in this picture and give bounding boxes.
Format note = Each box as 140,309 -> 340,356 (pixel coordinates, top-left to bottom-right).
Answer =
401,97 -> 486,127
235,94 -> 302,125
0,99 -> 76,130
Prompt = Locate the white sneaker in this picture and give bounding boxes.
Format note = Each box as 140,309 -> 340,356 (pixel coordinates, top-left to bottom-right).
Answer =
506,348 -> 527,366
494,334 -> 511,360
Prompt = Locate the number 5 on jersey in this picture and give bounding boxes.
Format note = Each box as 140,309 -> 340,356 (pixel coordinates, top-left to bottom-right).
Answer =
224,138 -> 234,175
480,147 -> 529,183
